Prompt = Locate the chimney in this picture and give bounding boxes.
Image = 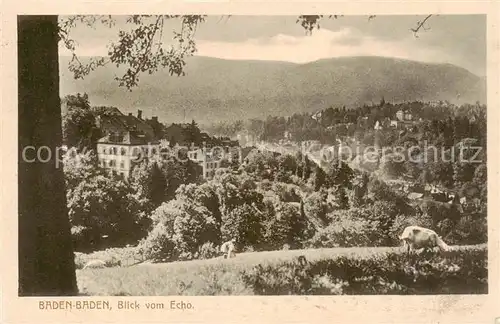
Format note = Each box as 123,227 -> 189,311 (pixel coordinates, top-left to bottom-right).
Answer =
152,116 -> 158,122
137,109 -> 143,120
128,113 -> 133,117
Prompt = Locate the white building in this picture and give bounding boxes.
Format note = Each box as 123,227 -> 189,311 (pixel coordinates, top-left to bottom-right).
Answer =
97,131 -> 160,180
396,110 -> 404,121
186,145 -> 242,179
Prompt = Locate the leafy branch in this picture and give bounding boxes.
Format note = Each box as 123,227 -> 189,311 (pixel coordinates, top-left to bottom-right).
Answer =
59,15 -> 206,90
410,14 -> 433,37
296,15 -> 343,35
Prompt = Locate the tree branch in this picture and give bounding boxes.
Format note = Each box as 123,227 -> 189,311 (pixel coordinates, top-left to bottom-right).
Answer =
119,16 -> 164,88
410,14 -> 433,37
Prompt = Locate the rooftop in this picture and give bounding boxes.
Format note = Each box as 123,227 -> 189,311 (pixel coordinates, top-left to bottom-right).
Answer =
98,130 -> 159,145
98,109 -> 156,139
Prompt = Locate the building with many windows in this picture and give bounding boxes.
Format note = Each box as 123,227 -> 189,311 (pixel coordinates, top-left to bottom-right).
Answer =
186,144 -> 241,179
186,146 -> 221,179
95,108 -> 161,179
95,107 -> 243,180
97,131 -> 160,179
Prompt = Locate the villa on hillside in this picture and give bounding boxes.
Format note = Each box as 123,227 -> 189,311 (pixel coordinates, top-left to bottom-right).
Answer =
390,109 -> 418,129
187,144 -> 242,179
96,108 -> 160,179
97,131 -> 160,179
187,147 -> 222,179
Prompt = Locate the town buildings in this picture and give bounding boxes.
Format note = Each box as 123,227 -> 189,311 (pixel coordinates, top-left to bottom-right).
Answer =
95,108 -> 241,180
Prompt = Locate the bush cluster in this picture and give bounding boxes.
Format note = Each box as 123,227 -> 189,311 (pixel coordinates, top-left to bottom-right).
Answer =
241,245 -> 487,295
74,246 -> 142,269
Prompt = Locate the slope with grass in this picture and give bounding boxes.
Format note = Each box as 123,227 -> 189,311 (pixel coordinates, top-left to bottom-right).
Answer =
76,244 -> 487,296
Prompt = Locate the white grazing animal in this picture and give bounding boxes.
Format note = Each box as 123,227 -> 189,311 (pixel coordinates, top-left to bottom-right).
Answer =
399,225 -> 450,254
82,259 -> 107,269
220,239 -> 236,259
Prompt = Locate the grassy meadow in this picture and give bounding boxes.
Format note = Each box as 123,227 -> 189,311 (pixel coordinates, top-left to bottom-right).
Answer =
76,244 -> 487,296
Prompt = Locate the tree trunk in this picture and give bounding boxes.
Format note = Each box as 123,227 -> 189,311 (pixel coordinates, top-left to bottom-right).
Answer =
18,15 -> 77,296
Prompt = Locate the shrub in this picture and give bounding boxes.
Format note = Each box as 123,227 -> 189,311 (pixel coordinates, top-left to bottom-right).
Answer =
74,246 -> 141,269
420,199 -> 461,226
303,192 -> 329,226
67,175 -> 146,252
173,203 -> 219,260
139,222 -> 177,262
141,197 -> 220,262
308,202 -> 400,248
263,201 -> 311,250
308,217 -> 379,248
272,183 -> 301,203
363,200 -> 400,245
241,246 -> 487,295
221,203 -> 265,250
445,213 -> 487,245
198,242 -> 220,260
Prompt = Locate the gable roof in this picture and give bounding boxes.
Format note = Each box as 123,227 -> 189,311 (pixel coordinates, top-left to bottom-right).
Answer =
98,130 -> 159,145
99,114 -> 155,139
96,106 -> 123,116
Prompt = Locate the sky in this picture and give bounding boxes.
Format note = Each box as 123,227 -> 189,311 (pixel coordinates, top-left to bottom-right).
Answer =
58,15 -> 486,76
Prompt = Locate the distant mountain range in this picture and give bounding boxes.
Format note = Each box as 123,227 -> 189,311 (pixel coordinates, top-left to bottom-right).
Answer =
59,55 -> 486,124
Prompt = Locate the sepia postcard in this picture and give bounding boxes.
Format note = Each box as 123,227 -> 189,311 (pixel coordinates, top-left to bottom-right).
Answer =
1,1 -> 500,323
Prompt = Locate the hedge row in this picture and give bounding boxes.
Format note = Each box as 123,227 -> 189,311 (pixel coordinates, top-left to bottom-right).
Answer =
240,245 -> 487,295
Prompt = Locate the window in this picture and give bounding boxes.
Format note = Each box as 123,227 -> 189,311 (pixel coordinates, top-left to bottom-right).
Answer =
121,148 -> 126,155
120,161 -> 125,169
